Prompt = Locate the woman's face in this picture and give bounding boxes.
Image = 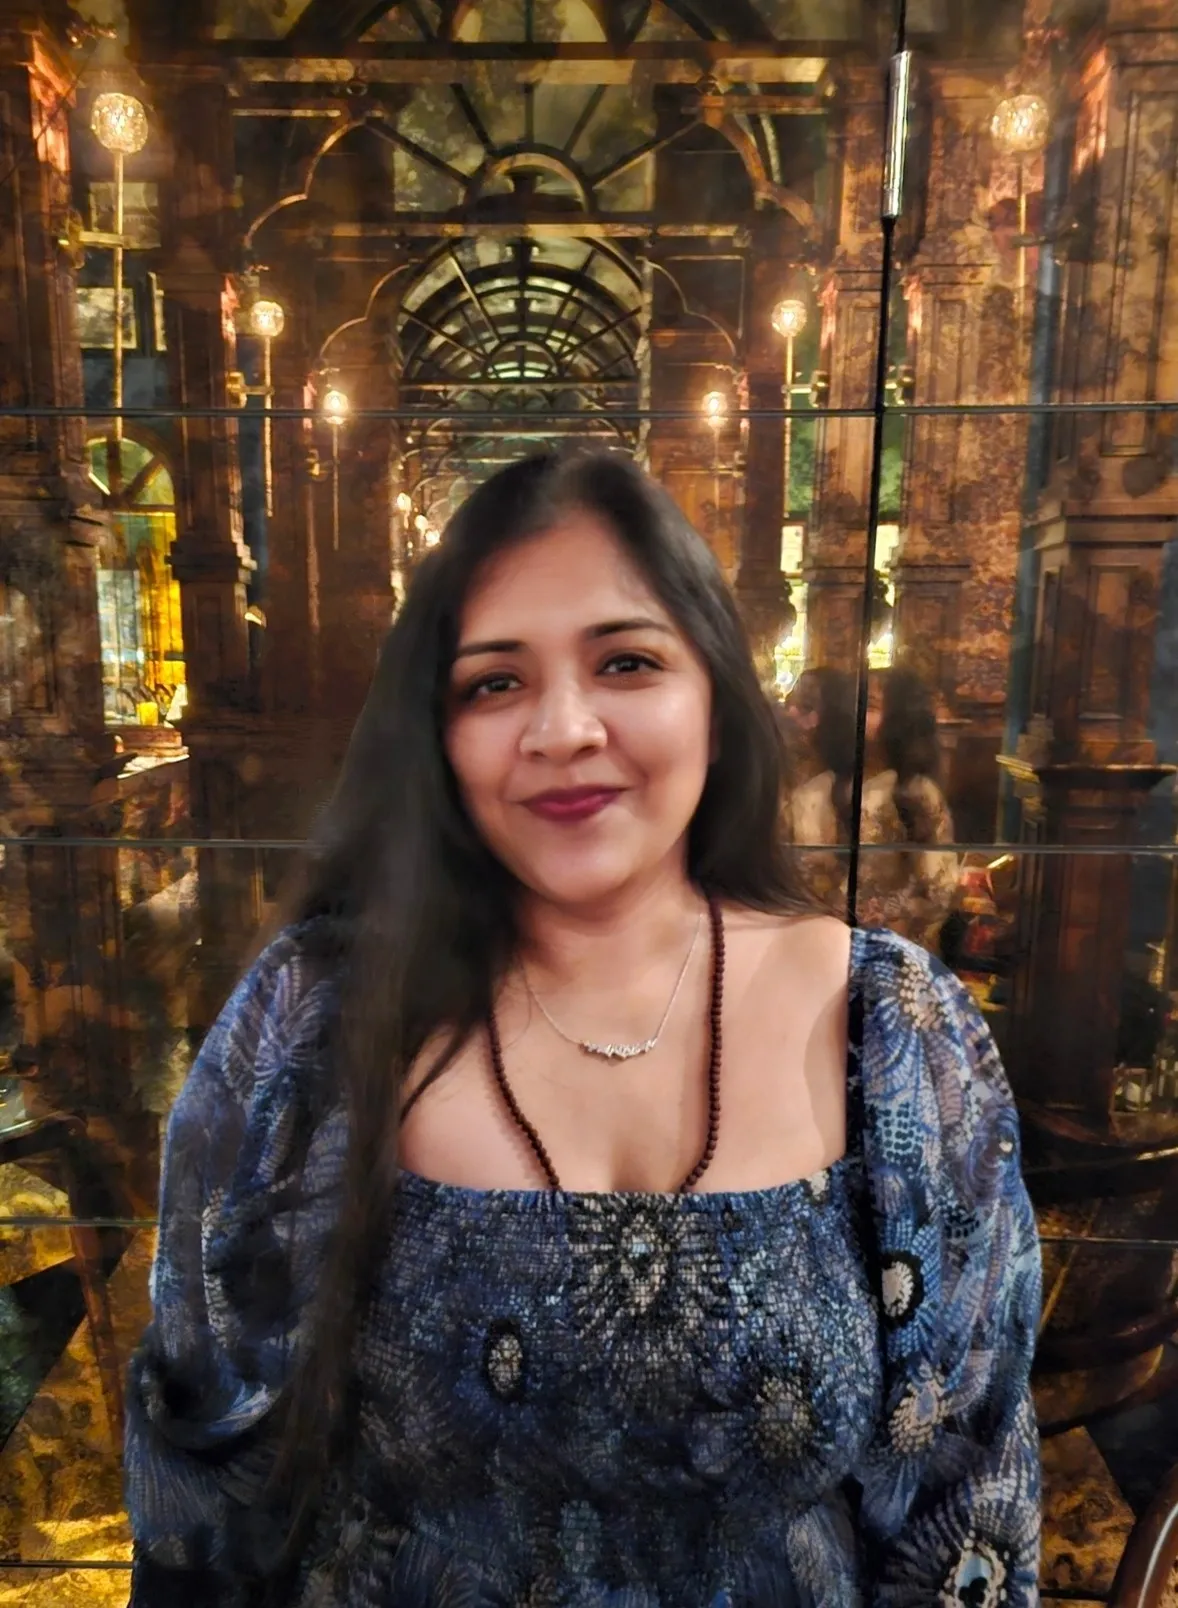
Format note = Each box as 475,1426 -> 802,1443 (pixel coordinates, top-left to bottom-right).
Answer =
865,674 -> 885,744
785,675 -> 821,735
445,511 -> 713,911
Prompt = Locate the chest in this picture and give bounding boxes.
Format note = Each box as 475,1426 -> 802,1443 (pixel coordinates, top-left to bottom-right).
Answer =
400,996 -> 850,1196
355,1173 -> 882,1517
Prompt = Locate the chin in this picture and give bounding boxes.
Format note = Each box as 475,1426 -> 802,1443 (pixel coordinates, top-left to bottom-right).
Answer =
512,851 -> 644,911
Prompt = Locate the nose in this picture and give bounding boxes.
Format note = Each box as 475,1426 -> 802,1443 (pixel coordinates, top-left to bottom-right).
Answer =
519,674 -> 607,764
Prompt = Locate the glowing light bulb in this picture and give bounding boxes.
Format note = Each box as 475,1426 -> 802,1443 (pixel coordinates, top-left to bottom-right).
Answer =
702,390 -> 728,427
414,513 -> 429,532
90,92 -> 149,155
321,387 -> 350,424
991,93 -> 1051,157
395,491 -> 413,516
249,299 -> 286,341
771,299 -> 808,341
423,526 -> 441,548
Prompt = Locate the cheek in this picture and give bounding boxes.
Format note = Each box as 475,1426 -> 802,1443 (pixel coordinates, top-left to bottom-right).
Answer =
622,685 -> 712,783
445,716 -> 511,816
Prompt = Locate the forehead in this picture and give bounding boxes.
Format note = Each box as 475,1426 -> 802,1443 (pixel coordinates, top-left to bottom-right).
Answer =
459,511 -> 669,635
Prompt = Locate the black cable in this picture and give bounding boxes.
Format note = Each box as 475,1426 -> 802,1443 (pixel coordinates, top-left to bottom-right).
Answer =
847,0 -> 908,925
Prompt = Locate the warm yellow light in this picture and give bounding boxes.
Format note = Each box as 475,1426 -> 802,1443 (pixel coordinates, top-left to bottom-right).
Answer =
771,298 -> 808,341
991,93 -> 1051,157
395,491 -> 413,516
702,390 -> 728,427
423,526 -> 441,547
414,512 -> 429,531
90,92 -> 149,156
249,299 -> 286,341
321,387 -> 350,424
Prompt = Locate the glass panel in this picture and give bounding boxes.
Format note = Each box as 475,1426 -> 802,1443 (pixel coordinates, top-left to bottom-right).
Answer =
5,0 -> 1178,1598
0,1570 -> 133,1607
0,1220 -> 148,1566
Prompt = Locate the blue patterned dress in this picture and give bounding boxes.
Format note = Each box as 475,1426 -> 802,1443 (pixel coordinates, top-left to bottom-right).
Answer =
125,924 -> 1042,1607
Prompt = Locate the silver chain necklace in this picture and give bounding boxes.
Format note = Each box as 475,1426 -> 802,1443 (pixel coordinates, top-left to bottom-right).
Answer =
523,910 -> 705,1062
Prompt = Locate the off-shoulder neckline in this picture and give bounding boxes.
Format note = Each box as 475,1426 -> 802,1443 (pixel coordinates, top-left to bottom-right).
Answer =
394,927 -> 875,1211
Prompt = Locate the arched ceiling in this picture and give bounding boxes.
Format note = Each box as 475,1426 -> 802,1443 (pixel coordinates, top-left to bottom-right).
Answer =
214,0 -> 869,46
399,237 -> 640,392
282,1 -> 790,49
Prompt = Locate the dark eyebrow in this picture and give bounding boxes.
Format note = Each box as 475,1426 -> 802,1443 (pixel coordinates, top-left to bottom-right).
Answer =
453,638 -> 521,661
588,617 -> 676,640
453,617 -> 674,661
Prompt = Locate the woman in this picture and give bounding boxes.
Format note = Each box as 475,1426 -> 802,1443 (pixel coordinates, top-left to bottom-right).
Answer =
125,453 -> 1040,1607
778,667 -> 853,788
785,667 -> 858,912
790,668 -> 958,950
861,667 -> 959,949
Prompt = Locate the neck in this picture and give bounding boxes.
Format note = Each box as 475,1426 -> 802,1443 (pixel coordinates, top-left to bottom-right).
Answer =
518,861 -> 704,994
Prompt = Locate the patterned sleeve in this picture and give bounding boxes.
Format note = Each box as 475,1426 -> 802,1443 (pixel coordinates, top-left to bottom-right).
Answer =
854,931 -> 1042,1608
124,927 -> 344,1607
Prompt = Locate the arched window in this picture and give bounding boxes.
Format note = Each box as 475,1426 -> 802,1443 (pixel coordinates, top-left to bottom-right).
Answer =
88,437 -> 186,728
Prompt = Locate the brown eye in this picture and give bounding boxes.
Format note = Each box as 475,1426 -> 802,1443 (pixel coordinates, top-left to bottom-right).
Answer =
460,672 -> 520,703
600,652 -> 661,676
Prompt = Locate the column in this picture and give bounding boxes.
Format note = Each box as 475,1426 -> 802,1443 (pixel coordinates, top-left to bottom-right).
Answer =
806,65 -> 886,674
0,7 -> 161,1207
893,65 -> 1031,827
733,214 -> 798,683
312,313 -> 399,730
1001,7 -> 1178,1125
261,290 -> 320,720
145,60 -> 260,1030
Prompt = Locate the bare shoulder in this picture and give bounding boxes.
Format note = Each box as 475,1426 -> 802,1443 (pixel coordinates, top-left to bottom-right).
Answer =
722,906 -> 852,997
724,904 -> 850,959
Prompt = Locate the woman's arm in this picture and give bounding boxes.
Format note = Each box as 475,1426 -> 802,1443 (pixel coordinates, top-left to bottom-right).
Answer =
854,935 -> 1042,1607
125,929 -> 343,1606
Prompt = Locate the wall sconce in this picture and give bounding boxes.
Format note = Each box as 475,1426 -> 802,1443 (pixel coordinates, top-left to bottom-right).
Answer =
701,390 -> 729,533
89,92 -> 149,465
885,364 -> 916,406
226,294 -> 286,516
321,387 -> 350,550
991,92 -> 1051,335
249,297 -> 284,517
701,390 -> 729,430
772,298 -> 809,521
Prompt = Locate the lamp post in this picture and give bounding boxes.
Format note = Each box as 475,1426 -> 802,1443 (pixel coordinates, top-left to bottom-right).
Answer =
321,387 -> 350,549
771,297 -> 808,526
89,92 -> 149,478
701,389 -> 728,536
248,298 -> 285,516
393,488 -> 413,593
991,92 -> 1050,340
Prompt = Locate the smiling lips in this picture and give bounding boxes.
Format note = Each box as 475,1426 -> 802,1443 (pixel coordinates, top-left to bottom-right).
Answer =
523,786 -> 623,823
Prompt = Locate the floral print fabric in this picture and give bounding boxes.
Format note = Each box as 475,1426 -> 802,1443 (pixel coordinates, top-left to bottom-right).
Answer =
125,923 -> 1041,1607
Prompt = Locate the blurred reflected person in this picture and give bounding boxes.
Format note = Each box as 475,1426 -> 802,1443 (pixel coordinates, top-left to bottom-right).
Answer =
791,666 -> 958,950
778,667 -> 852,786
125,454 -> 1039,1608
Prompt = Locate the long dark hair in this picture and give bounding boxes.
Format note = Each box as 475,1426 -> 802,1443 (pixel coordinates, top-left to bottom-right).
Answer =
807,668 -> 858,838
877,666 -> 943,843
271,449 -> 804,1539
